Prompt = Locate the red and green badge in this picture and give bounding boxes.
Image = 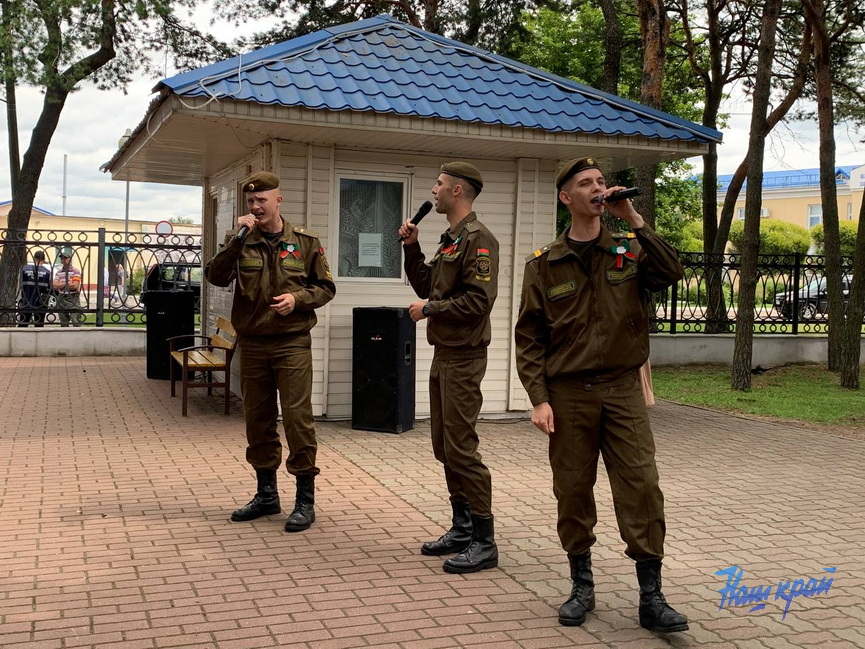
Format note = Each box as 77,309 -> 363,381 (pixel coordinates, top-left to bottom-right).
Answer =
280,242 -> 301,260
441,235 -> 462,256
610,240 -> 637,269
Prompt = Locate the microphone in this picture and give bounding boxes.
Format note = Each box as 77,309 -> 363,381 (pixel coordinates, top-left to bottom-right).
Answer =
398,201 -> 434,241
592,187 -> 642,204
236,225 -> 250,242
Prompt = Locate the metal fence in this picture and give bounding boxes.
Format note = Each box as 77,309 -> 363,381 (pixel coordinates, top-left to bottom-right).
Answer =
2,230 -> 861,335
653,252 -> 860,334
2,228 -> 201,327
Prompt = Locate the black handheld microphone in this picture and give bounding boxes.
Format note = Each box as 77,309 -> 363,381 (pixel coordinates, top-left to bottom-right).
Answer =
592,187 -> 642,204
236,225 -> 251,242
398,201 -> 434,241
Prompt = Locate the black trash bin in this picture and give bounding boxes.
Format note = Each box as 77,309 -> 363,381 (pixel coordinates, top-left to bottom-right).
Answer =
352,307 -> 416,433
145,290 -> 195,380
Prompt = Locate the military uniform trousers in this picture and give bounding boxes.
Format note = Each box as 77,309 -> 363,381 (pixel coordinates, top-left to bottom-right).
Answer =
239,334 -> 319,477
429,346 -> 493,517
547,370 -> 666,561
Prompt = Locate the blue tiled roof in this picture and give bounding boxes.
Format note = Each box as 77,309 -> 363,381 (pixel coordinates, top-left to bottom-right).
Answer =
158,15 -> 721,144
717,166 -> 860,192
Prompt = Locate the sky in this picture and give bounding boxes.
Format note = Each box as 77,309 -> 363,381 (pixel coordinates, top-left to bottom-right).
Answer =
1,64 -> 863,223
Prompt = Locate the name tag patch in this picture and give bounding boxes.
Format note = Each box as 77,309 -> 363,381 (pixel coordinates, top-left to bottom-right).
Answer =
606,263 -> 638,284
547,281 -> 576,301
282,258 -> 304,270
239,259 -> 263,269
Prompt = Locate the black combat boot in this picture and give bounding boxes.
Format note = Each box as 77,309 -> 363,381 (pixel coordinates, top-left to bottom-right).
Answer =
230,469 -> 281,521
558,553 -> 596,626
636,560 -> 689,633
421,501 -> 473,556
284,474 -> 315,532
442,514 -> 498,574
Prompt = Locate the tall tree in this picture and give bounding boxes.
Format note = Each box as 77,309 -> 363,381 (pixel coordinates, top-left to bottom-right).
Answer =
632,0 -> 668,228
0,0 -> 19,201
730,0 -> 782,391
214,0 -> 549,57
0,0 -> 230,323
801,0 -> 863,372
839,198 -> 865,389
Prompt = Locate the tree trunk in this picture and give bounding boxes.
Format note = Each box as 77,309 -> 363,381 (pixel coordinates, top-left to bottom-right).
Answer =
1,0 -> 20,200
804,0 -> 843,369
731,0 -> 782,390
633,0 -> 668,228
839,197 -> 865,388
598,0 -> 622,96
0,86 -> 69,323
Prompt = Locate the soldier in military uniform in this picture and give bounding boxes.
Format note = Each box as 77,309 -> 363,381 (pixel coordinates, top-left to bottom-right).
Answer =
205,172 -> 336,533
399,162 -> 499,574
514,158 -> 688,632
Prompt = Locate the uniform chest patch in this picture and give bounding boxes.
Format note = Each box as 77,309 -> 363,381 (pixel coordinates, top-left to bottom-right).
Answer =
240,259 -> 263,269
547,280 -> 576,301
282,258 -> 304,270
606,263 -> 637,284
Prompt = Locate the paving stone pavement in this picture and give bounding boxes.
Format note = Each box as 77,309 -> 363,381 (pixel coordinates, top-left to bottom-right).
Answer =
1,356 -> 863,649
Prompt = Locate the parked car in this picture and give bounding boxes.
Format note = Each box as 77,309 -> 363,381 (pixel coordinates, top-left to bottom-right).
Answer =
140,262 -> 202,305
774,274 -> 853,319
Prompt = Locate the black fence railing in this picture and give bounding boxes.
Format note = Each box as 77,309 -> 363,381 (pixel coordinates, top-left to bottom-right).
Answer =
2,231 -> 861,335
653,252 -> 860,334
1,228 -> 201,327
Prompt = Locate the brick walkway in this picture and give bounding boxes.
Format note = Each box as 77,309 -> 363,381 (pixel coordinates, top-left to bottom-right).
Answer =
1,356 -> 863,649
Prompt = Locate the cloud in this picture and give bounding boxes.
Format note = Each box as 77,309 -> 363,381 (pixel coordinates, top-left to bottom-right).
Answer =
1,80 -> 202,222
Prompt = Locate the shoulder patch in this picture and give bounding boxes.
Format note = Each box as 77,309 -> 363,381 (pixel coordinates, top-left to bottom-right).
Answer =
464,220 -> 480,233
293,226 -> 319,238
524,246 -> 550,263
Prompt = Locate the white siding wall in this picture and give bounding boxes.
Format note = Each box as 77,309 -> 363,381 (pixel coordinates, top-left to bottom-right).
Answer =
204,141 -> 558,419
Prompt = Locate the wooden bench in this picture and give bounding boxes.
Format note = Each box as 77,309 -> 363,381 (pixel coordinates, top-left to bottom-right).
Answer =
169,316 -> 237,416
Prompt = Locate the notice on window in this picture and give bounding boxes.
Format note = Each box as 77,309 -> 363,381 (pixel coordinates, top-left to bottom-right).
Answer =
358,233 -> 383,267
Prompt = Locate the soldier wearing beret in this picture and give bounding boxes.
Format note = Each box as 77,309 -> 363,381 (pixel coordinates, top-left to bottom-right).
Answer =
205,171 -> 336,533
399,161 -> 500,574
514,158 -> 688,632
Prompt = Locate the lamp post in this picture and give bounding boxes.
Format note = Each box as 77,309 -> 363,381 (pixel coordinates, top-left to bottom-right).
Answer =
118,129 -> 132,241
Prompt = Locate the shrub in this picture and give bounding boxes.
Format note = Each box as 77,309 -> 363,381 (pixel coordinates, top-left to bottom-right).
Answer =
729,219 -> 811,255
811,220 -> 859,256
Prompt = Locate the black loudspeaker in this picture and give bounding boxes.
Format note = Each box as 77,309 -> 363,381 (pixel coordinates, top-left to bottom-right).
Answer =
145,290 -> 195,380
352,307 -> 416,433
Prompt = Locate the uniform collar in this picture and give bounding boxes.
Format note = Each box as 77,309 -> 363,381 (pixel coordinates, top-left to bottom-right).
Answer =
447,211 -> 477,239
547,226 -> 618,262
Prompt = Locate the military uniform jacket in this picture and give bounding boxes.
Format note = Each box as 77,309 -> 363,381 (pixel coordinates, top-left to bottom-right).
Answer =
515,224 -> 683,406
204,219 -> 336,337
403,212 -> 499,348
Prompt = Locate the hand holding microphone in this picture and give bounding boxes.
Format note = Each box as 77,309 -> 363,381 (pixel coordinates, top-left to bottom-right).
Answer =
592,187 -> 641,204
397,200 -> 434,243
236,214 -> 259,242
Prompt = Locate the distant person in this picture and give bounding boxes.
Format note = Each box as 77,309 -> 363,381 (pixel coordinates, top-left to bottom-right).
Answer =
111,264 -> 126,306
515,157 -> 687,632
53,247 -> 82,327
399,162 -> 500,574
205,171 -> 336,533
18,250 -> 51,327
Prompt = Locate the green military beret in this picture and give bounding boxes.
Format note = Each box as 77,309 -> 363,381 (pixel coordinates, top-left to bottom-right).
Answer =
241,171 -> 280,193
555,157 -> 602,190
440,161 -> 483,194
60,246 -> 74,257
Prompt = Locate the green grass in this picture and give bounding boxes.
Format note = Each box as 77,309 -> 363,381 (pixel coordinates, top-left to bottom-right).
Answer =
652,364 -> 865,429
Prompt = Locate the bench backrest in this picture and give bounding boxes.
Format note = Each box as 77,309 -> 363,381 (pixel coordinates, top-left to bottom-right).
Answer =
213,316 -> 237,352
